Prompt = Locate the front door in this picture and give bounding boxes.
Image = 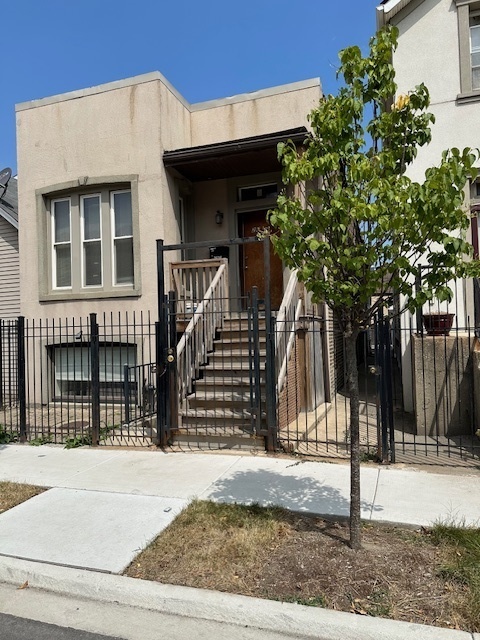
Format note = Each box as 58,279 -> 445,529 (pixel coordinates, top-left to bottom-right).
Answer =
239,210 -> 283,309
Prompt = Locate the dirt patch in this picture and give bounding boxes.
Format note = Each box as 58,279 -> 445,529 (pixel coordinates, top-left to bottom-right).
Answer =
125,501 -> 473,632
0,481 -> 46,513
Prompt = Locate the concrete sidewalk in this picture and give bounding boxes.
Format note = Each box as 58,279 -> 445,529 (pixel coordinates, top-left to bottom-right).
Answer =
0,444 -> 479,639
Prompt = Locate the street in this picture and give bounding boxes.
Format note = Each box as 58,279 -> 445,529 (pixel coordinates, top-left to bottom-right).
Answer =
0,613 -> 122,640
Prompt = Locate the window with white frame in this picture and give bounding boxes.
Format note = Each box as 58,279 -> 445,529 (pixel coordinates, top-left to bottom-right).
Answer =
111,190 -> 134,285
52,198 -> 72,289
48,186 -> 135,296
470,13 -> 480,89
457,0 -> 480,97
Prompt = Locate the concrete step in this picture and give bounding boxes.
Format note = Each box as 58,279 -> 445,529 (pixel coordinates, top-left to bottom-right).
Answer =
194,378 -> 266,395
208,351 -> 267,365
187,390 -> 265,410
171,430 -> 264,451
199,363 -> 267,380
213,337 -> 267,352
218,326 -> 266,339
179,408 -> 266,429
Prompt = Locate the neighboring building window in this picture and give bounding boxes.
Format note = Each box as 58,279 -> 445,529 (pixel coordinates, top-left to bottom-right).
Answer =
470,14 -> 480,89
457,1 -> 480,97
52,198 -> 72,289
48,186 -> 135,295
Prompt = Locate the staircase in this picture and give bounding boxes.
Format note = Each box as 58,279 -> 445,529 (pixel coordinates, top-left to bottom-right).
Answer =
175,316 -> 267,449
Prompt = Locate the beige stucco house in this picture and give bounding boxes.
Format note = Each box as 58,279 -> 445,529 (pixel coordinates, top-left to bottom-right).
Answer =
16,72 -> 321,321
9,71 -> 333,449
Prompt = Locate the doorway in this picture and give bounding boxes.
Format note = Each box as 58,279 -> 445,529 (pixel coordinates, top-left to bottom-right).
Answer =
239,210 -> 284,309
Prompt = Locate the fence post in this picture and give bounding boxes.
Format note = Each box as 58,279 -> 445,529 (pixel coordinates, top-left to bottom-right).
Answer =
251,287 -> 262,436
0,320 -> 3,410
17,316 -> 27,443
167,290 -> 178,434
415,268 -> 423,334
123,364 -> 130,425
263,237 -> 278,452
155,297 -> 169,447
90,313 -> 100,446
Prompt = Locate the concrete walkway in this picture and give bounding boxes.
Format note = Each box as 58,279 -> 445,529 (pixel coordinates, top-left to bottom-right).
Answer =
0,444 -> 479,639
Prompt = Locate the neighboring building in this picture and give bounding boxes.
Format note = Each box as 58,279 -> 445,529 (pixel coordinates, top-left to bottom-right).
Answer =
378,0 -> 479,413
0,176 -> 19,319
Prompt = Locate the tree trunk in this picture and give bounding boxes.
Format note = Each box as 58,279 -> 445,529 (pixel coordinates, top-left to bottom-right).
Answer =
345,326 -> 361,550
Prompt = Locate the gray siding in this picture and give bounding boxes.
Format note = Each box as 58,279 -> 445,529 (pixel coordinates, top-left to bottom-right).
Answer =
0,217 -> 20,319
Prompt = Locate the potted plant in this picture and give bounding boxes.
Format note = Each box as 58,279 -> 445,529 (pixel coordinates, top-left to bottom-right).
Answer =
422,312 -> 455,336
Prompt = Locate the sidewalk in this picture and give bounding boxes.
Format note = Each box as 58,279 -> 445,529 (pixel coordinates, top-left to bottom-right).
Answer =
0,444 -> 479,639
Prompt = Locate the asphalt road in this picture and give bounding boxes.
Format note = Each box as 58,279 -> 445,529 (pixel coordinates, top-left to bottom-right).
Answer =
0,613 -> 122,640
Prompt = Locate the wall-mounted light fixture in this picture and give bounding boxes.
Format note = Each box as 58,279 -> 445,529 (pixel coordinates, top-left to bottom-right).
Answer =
215,210 -> 224,225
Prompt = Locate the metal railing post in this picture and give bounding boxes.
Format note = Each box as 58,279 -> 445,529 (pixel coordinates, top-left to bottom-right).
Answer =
123,364 -> 130,426
263,237 -> 277,452
90,313 -> 100,445
167,290 -> 178,434
17,316 -> 27,443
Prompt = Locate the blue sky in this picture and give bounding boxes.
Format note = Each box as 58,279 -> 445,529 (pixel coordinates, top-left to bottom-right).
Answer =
2,0 -> 379,173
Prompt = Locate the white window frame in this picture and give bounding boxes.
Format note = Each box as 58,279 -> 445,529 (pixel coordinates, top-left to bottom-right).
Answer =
51,197 -> 72,291
110,189 -> 134,287
80,193 -> 103,288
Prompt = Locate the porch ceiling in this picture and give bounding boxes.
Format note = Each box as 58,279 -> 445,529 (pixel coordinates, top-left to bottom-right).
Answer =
163,127 -> 308,181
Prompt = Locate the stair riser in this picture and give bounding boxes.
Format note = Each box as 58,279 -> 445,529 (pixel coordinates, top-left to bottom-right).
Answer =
187,397 -> 265,410
180,416 -> 266,428
200,369 -> 267,381
209,354 -> 266,366
214,340 -> 266,352
218,329 -> 266,340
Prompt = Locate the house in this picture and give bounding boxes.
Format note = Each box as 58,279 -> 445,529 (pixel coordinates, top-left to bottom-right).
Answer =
377,0 -> 480,438
0,174 -> 19,319
11,72 -> 335,449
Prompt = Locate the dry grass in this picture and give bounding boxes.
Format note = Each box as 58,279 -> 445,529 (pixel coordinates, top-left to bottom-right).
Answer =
0,481 -> 46,513
125,500 -> 479,632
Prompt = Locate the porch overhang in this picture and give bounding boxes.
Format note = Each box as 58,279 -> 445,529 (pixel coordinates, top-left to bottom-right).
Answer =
163,127 -> 308,181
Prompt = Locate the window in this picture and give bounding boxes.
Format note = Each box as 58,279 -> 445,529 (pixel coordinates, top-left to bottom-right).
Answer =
46,184 -> 136,297
237,183 -> 278,202
52,343 -> 137,401
52,198 -> 71,289
457,0 -> 480,98
81,194 -> 102,287
470,13 -> 480,89
111,190 -> 134,285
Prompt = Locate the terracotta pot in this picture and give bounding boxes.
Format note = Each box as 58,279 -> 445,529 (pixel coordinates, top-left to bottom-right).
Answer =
422,313 -> 455,336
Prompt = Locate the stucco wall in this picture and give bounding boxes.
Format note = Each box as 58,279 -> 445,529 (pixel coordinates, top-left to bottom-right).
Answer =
16,74 -> 322,322
191,81 -> 321,146
17,77 -> 190,320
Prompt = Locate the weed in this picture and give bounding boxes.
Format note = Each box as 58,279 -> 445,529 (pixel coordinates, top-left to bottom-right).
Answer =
64,423 -> 115,448
277,594 -> 326,607
0,426 -> 18,444
431,523 -> 480,629
29,434 -> 53,446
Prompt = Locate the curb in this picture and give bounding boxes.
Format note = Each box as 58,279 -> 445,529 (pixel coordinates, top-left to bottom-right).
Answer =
0,556 -> 472,640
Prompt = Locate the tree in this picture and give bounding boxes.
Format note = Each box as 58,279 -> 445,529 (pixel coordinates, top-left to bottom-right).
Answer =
269,26 -> 479,550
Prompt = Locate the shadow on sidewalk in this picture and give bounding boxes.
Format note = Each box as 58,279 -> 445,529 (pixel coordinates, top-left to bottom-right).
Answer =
206,467 -> 383,518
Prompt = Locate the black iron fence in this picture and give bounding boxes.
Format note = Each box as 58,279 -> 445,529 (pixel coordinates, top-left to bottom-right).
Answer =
1,282 -> 480,466
0,312 -> 157,447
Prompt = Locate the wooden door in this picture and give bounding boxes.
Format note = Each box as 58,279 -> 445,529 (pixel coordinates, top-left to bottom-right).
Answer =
240,210 -> 283,309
